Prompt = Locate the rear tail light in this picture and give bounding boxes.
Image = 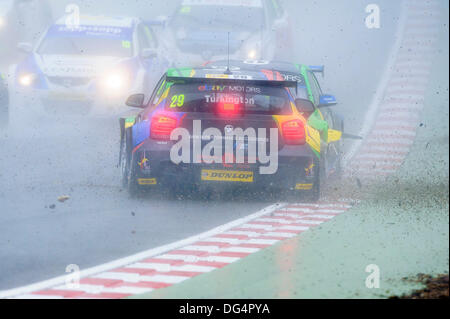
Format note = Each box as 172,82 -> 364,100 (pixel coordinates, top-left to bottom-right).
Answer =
150,113 -> 178,140
282,119 -> 306,145
216,94 -> 243,117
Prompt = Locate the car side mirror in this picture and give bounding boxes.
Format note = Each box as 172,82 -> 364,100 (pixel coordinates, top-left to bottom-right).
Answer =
295,98 -> 315,113
126,94 -> 146,108
141,48 -> 157,59
17,42 -> 33,54
319,94 -> 337,107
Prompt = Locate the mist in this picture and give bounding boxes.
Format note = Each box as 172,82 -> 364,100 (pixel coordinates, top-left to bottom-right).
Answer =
0,0 -> 448,299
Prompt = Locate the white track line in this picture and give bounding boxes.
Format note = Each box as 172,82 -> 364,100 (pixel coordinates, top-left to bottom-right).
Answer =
3,0 -> 434,300
0,203 -> 283,298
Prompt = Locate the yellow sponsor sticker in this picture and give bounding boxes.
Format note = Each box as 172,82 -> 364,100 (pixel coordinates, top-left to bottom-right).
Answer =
295,183 -> 313,190
327,129 -> 342,143
138,178 -> 157,185
206,74 -> 230,79
305,162 -> 315,176
201,170 -> 254,183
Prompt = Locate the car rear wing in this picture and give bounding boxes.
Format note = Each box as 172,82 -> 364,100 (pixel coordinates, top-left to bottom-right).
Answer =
308,65 -> 325,77
165,76 -> 298,89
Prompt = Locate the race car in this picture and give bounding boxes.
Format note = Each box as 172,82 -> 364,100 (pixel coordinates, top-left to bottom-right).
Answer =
209,60 -> 345,179
119,61 -> 343,201
158,0 -> 293,67
0,71 -> 8,127
0,0 -> 53,60
11,14 -> 169,117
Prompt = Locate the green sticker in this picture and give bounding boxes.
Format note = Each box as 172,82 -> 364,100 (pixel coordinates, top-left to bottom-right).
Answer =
122,41 -> 131,49
180,6 -> 191,14
308,109 -> 329,142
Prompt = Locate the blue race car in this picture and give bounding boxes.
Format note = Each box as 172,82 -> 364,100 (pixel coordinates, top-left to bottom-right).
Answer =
118,61 -> 345,201
11,14 -> 169,117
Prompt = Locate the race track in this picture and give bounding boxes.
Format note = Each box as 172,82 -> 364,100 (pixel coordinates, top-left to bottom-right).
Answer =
2,0 -> 446,298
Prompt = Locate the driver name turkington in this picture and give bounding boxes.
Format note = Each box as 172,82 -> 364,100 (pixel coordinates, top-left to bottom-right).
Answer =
205,93 -> 255,105
170,120 -> 279,175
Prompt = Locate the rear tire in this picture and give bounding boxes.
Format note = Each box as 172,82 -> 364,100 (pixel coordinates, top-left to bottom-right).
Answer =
126,153 -> 141,197
285,157 -> 321,203
120,127 -> 132,188
120,127 -> 141,197
305,157 -> 322,202
332,116 -> 344,180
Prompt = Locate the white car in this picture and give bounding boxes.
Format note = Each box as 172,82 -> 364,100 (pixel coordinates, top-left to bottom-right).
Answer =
159,0 -> 293,67
11,15 -> 169,117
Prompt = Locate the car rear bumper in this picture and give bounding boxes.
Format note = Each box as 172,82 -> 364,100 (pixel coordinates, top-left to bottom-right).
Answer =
133,145 -> 318,191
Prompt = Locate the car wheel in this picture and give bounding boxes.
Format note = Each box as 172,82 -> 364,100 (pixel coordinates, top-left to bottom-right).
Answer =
120,128 -> 132,188
305,157 -> 322,202
323,111 -> 344,180
121,128 -> 141,197
126,152 -> 141,197
286,157 -> 321,203
331,116 -> 344,180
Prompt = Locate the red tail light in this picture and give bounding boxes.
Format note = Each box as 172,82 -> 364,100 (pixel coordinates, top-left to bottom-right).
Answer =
151,113 -> 178,140
282,120 -> 306,145
216,94 -> 242,117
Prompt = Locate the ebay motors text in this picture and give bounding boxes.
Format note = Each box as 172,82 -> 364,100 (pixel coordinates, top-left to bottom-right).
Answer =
170,120 -> 279,175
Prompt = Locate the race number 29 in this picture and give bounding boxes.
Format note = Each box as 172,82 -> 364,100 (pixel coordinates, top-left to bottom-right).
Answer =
170,95 -> 185,108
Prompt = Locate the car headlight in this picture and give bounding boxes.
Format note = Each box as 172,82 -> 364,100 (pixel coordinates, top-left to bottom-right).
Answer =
100,70 -> 129,95
241,38 -> 262,61
104,73 -> 124,90
0,16 -> 5,29
18,73 -> 36,87
247,49 -> 258,60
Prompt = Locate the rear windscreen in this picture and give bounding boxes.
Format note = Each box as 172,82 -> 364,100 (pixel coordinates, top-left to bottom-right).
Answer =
163,82 -> 293,115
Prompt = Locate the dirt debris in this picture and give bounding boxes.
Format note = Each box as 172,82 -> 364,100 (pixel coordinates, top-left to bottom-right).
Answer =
390,274 -> 449,299
57,195 -> 70,203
